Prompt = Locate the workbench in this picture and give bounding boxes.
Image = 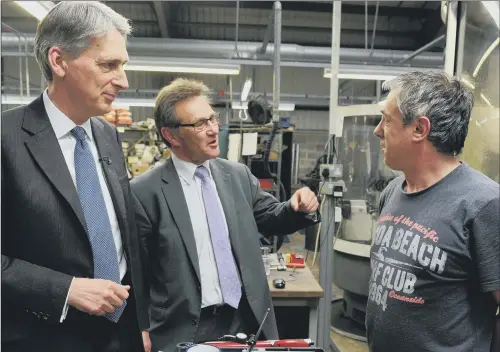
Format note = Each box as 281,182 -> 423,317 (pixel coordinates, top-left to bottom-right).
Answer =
267,264 -> 324,344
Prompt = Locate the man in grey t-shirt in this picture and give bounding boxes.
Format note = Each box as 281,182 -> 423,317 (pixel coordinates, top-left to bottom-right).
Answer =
366,72 -> 499,352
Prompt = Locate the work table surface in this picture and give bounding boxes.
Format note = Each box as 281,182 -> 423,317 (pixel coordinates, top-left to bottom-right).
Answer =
267,265 -> 324,298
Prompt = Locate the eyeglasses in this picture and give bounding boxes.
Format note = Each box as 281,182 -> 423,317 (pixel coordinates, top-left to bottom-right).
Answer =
170,113 -> 221,132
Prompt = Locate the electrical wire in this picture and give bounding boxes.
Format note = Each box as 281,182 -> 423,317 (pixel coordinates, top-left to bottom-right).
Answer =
311,192 -> 327,267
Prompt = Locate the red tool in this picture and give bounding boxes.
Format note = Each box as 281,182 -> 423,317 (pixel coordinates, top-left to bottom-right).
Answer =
286,253 -> 305,268
206,338 -> 313,348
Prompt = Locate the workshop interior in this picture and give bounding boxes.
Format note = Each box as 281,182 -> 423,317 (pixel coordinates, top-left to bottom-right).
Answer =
1,1 -> 499,351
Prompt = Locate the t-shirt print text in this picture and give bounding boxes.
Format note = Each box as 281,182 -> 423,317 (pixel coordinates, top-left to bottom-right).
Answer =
368,213 -> 448,311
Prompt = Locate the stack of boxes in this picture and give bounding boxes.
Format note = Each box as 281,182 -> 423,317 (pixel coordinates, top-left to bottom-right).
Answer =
102,107 -> 133,126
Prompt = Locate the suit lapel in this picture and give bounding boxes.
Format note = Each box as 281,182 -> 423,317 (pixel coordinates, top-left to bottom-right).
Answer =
210,160 -> 243,268
161,159 -> 201,283
91,118 -> 128,241
23,96 -> 88,233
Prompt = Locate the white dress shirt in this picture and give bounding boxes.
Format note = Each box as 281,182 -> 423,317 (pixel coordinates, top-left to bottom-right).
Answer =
171,153 -> 231,308
43,92 -> 127,322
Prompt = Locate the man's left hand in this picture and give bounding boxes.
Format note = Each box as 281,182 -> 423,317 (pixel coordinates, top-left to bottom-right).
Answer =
142,331 -> 151,352
290,187 -> 319,213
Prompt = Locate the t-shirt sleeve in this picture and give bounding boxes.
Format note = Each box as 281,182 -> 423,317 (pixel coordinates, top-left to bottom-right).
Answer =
379,177 -> 399,211
470,197 -> 500,293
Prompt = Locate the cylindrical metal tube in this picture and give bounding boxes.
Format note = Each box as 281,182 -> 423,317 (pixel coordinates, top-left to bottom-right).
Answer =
272,1 -> 282,123
1,33 -> 445,67
295,144 -> 300,184
273,1 -> 282,202
397,34 -> 446,65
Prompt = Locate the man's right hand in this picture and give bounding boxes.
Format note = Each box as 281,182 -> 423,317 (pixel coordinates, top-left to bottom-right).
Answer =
67,278 -> 130,316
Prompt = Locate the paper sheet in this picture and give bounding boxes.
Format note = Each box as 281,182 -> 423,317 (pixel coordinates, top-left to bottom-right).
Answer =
242,132 -> 258,156
227,133 -> 242,162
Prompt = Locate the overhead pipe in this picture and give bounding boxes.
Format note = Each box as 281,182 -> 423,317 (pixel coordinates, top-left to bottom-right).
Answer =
1,90 -> 378,108
396,34 -> 446,65
234,0 -> 240,57
2,87 -> 377,102
272,1 -> 282,202
1,33 -> 444,67
258,12 -> 274,54
273,1 -> 281,123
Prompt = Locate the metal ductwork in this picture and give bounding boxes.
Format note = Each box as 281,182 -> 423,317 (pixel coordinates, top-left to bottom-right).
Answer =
1,90 -> 378,108
1,33 -> 444,68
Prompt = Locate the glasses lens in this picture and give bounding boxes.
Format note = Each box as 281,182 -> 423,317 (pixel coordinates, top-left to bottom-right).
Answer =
194,120 -> 208,131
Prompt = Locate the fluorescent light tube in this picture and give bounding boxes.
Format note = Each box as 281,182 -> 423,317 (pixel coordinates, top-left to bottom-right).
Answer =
473,37 -> 500,78
324,67 -> 397,81
125,65 -> 240,75
461,77 -> 475,90
482,1 -> 500,28
1,95 -> 156,108
324,66 -> 437,81
14,1 -> 54,21
114,99 -> 155,107
480,93 -> 493,107
339,73 -> 396,81
232,102 -> 295,111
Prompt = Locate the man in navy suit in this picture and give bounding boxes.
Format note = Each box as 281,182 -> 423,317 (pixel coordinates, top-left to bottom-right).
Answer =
2,2 -> 150,351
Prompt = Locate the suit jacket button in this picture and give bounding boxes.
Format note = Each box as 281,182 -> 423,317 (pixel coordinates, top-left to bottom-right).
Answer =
191,319 -> 199,326
197,285 -> 201,291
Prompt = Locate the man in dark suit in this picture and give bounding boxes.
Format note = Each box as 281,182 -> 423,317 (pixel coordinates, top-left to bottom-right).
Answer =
1,2 -> 150,351
131,78 -> 320,351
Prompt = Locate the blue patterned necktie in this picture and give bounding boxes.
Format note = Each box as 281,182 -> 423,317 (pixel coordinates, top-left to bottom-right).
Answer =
195,165 -> 242,308
71,126 -> 126,322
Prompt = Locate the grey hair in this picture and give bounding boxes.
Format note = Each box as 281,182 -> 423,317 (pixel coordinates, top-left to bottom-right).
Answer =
154,78 -> 212,147
383,71 -> 474,156
34,1 -> 132,81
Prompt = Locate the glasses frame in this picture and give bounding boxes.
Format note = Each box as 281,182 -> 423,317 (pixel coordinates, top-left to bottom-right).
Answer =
169,112 -> 221,132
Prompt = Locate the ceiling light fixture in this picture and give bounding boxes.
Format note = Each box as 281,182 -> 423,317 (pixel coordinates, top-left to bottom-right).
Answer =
14,1 -> 54,21
480,93 -> 493,107
323,66 -> 433,81
482,1 -> 500,28
231,101 -> 295,112
460,77 -> 475,90
472,37 -> 500,78
1,95 -> 156,108
125,58 -> 240,75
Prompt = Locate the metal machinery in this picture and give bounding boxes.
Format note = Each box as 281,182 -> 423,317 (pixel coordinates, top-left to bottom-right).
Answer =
329,114 -> 398,341
306,112 -> 399,343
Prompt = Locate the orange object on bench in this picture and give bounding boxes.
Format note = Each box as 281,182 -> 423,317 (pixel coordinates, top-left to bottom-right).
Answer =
286,253 -> 305,268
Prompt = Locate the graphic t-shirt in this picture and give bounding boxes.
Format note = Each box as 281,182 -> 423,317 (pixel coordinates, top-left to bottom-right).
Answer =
366,162 -> 500,352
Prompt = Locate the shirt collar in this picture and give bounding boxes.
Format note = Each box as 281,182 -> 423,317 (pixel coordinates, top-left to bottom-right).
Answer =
43,90 -> 93,141
171,152 -> 212,185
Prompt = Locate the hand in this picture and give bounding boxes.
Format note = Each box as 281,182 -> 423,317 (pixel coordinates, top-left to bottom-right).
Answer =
290,187 -> 319,213
142,331 -> 152,352
67,278 -> 130,316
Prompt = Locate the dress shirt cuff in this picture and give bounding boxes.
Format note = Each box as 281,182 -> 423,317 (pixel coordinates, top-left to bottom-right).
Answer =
60,277 -> 74,323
